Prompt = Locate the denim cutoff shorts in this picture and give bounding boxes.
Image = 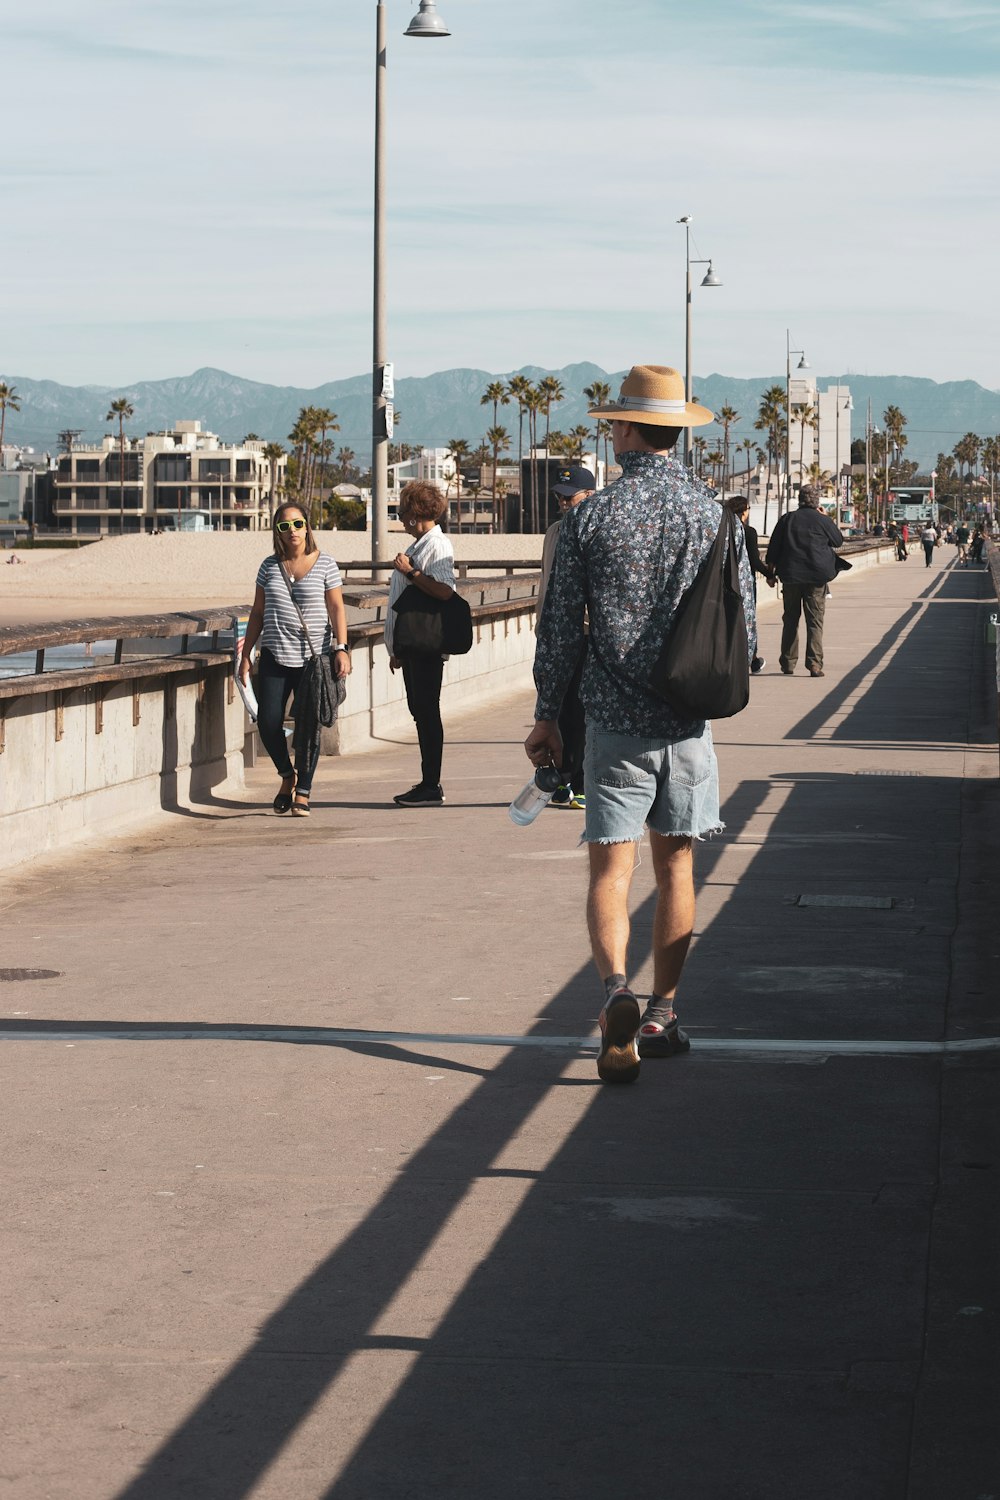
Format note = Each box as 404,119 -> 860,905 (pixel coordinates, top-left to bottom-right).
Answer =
583,721 -> 721,844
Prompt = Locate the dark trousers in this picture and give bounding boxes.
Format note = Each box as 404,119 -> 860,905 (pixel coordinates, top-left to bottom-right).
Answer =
256,648 -> 320,794
923,541 -> 935,567
779,583 -> 827,673
401,653 -> 445,788
558,648 -> 587,791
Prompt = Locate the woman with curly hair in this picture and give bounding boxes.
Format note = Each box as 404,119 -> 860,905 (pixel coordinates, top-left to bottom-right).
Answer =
385,481 -> 456,806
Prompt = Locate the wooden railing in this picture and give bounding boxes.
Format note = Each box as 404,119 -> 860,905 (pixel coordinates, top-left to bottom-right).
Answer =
0,570 -> 543,699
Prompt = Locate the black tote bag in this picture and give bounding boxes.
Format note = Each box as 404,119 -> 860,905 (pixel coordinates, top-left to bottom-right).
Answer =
648,508 -> 751,720
392,583 -> 473,656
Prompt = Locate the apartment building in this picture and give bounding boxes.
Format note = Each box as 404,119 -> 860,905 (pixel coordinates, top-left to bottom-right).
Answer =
52,422 -> 286,535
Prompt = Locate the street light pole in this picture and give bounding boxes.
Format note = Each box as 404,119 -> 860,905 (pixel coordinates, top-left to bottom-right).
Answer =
785,330 -> 808,516
371,1 -> 450,574
678,215 -> 720,467
835,393 -> 852,530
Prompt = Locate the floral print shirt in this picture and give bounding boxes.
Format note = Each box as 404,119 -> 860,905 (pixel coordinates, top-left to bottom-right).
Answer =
533,451 -> 757,738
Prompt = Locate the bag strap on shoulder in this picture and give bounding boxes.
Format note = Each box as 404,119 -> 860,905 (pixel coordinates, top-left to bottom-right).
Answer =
279,561 -> 320,659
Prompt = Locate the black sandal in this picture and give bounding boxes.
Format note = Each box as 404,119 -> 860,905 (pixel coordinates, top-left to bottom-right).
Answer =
273,775 -> 296,815
292,791 -> 311,818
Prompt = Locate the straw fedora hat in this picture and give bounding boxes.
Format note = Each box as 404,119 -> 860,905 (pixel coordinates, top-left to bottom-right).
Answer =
587,365 -> 714,428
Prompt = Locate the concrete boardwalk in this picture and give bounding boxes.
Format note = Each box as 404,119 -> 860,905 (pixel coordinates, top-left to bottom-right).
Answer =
3,550 -> 999,1500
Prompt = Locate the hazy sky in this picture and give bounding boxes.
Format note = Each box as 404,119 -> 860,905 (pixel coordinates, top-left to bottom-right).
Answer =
5,0 -> 999,390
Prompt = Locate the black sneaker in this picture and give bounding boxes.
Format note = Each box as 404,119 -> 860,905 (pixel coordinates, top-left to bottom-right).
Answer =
596,987 -> 641,1085
637,1010 -> 691,1060
393,783 -> 445,807
751,656 -> 765,675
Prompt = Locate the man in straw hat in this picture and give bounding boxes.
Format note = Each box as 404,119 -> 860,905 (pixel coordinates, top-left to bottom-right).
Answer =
526,365 -> 757,1085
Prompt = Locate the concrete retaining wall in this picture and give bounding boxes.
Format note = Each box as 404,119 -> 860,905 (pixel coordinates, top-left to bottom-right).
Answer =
0,666 -> 247,873
0,602 -> 540,875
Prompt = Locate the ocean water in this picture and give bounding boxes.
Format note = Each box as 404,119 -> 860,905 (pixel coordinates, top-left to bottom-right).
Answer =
0,633 -> 236,681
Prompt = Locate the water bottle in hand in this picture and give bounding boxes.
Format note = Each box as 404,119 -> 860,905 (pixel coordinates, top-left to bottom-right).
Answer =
509,766 -> 563,826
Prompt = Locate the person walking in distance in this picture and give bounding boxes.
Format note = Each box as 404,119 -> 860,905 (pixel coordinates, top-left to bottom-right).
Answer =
920,520 -> 939,567
955,520 -> 970,565
527,365 -> 756,1085
537,464 -> 596,809
726,495 -> 771,674
767,483 -> 844,679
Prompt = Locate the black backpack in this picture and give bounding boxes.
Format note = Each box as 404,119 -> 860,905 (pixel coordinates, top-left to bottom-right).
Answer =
647,508 -> 751,720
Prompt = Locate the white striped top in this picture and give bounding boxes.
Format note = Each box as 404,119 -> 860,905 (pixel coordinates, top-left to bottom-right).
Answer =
384,526 -> 456,655
255,552 -> 343,666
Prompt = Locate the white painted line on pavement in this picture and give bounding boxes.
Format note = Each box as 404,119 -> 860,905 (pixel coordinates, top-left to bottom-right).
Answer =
1,1025 -> 999,1058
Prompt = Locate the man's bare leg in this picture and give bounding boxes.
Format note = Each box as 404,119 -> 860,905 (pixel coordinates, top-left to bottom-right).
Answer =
587,839 -> 639,981
649,832 -> 695,1002
587,839 -> 643,1083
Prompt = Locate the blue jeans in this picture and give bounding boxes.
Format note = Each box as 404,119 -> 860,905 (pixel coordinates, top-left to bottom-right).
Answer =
256,648 -> 320,794
583,721 -> 721,843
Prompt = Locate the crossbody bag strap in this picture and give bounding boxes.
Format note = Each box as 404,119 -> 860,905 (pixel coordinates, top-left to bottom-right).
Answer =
279,561 -> 320,659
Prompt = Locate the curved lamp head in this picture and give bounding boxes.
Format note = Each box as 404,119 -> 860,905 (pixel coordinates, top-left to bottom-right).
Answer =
700,263 -> 722,287
796,354 -> 810,371
405,1 -> 451,36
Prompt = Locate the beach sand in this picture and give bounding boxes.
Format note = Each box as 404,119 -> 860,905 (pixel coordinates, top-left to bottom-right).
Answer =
0,530 -> 545,628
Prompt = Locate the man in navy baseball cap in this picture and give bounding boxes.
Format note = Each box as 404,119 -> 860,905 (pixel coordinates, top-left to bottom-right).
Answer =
551,465 -> 596,501
535,464 -> 596,811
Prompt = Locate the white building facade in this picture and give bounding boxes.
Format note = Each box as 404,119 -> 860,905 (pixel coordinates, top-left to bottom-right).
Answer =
787,378 -> 853,492
52,422 -> 286,535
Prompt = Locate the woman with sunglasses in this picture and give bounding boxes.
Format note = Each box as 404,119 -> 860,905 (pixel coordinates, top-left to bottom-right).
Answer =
239,502 -> 351,816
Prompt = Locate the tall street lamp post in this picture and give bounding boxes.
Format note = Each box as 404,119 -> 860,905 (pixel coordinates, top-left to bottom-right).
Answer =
865,397 -> 873,530
835,393 -> 852,530
678,216 -> 721,467
785,330 -> 808,515
372,0 -> 450,573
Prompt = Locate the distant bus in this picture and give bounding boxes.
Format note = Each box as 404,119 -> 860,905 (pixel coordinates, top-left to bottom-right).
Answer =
888,487 -> 937,526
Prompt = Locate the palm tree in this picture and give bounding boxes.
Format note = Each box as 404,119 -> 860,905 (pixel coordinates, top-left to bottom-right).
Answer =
953,432 -> 982,514
311,407 -> 339,524
105,396 -> 135,534
739,436 -> 756,499
794,403 -> 817,488
981,435 -> 1000,513
566,424 -> 594,461
716,404 -> 739,494
883,405 -> 908,460
755,385 -> 787,528
446,438 -> 471,532
242,432 -> 261,443
524,384 -> 546,530
486,424 -> 510,531
583,379 -> 611,477
480,380 -> 509,434
262,442 -> 285,512
506,375 -> 531,531
539,376 -> 565,518
692,435 -> 708,480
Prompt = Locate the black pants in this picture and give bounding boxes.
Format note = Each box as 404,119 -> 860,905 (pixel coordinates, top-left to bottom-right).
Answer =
779,583 -> 827,673
558,647 -> 587,791
923,541 -> 935,567
256,648 -> 320,794
401,653 -> 445,788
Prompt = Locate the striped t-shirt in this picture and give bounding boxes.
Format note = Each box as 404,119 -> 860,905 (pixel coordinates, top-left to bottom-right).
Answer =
255,552 -> 343,666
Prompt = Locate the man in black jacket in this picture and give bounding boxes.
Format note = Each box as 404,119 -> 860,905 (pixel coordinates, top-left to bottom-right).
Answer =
766,484 -> 844,678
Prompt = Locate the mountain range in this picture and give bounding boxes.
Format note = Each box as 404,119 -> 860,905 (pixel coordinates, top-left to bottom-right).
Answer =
4,363 -> 999,472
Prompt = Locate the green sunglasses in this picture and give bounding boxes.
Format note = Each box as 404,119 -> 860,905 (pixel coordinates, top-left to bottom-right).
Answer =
275,518 -> 306,532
